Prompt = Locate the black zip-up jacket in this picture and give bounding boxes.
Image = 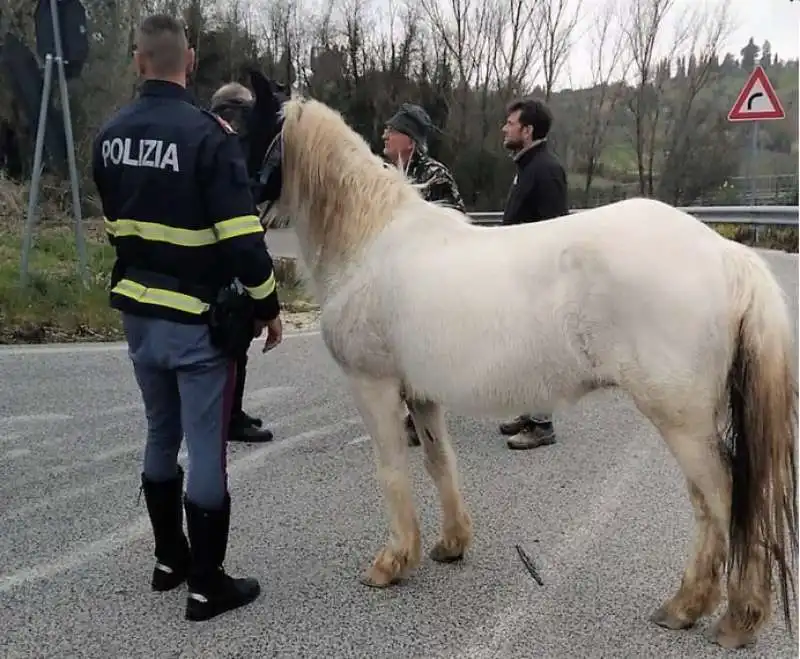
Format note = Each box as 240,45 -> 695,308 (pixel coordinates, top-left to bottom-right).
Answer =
501,141 -> 568,225
91,79 -> 280,325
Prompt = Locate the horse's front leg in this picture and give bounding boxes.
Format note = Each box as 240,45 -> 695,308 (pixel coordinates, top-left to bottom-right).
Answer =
407,399 -> 472,562
347,373 -> 421,588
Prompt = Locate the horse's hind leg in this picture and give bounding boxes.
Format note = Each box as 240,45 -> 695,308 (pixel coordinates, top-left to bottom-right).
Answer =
347,374 -> 421,588
640,407 -> 731,631
407,399 -> 473,562
650,476 -> 729,629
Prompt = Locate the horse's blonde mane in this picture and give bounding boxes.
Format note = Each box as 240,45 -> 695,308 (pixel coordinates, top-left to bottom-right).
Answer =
279,96 -> 420,268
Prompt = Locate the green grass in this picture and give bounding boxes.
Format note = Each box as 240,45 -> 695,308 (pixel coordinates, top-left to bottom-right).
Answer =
0,224 -> 122,343
713,223 -> 798,253
0,222 -> 312,344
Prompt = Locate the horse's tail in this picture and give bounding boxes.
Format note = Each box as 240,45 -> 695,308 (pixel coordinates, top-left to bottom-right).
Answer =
724,245 -> 798,631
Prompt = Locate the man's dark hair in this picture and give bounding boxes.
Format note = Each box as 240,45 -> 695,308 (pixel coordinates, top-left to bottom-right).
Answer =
134,14 -> 189,77
506,98 -> 553,140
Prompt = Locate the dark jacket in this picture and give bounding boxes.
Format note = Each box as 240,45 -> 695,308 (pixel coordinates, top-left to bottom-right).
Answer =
91,79 -> 280,325
501,141 -> 568,225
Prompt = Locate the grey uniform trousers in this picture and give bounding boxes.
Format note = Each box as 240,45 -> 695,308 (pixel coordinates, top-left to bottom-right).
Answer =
122,313 -> 236,510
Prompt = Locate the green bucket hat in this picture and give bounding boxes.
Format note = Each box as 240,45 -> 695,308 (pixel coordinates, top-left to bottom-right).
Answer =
385,103 -> 435,151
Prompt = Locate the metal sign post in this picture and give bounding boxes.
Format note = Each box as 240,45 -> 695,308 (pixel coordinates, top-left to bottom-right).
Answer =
726,65 -> 786,209
20,0 -> 88,288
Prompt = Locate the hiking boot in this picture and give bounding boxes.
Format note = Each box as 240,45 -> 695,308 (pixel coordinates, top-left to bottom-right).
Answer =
498,415 -> 535,436
506,422 -> 557,450
184,494 -> 261,622
405,414 -> 420,447
141,466 -> 190,592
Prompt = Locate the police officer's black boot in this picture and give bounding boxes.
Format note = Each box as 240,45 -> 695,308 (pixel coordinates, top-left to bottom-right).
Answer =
183,494 -> 261,621
141,465 -> 190,592
229,350 -> 273,443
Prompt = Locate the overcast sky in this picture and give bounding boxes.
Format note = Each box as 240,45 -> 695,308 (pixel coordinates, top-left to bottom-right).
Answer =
243,0 -> 798,91
561,0 -> 799,89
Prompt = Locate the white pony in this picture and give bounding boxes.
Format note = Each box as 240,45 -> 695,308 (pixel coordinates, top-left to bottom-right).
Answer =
246,72 -> 797,650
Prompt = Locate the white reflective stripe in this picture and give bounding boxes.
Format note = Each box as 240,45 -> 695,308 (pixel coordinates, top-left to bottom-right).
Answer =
244,273 -> 276,300
214,215 -> 263,240
111,278 -> 210,314
104,218 -> 217,246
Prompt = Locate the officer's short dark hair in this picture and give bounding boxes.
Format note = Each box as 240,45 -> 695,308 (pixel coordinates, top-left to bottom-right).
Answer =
135,14 -> 189,77
506,98 -> 553,140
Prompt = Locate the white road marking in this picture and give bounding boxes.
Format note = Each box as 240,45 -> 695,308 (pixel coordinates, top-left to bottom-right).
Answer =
0,413 -> 73,424
0,416 -> 361,594
2,475 -> 134,520
455,448 -> 650,659
0,329 -> 322,357
1,448 -> 31,460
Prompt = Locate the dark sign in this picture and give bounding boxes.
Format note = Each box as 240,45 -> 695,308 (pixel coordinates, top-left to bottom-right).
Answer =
35,0 -> 89,79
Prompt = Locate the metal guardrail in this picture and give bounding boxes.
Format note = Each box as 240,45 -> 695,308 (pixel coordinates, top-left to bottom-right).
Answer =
467,206 -> 799,227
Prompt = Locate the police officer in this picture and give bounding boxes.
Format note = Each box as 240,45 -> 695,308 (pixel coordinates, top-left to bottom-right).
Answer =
91,14 -> 283,621
381,103 -> 465,446
208,81 -> 274,444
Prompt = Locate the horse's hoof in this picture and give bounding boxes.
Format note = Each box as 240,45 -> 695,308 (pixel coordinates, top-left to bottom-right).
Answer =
359,567 -> 399,588
649,605 -> 693,630
429,541 -> 464,564
709,619 -> 756,649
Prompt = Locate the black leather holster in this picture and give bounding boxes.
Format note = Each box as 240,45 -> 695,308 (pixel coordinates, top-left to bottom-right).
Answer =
207,280 -> 255,359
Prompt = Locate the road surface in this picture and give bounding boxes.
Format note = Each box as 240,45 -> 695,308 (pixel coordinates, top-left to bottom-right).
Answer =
0,249 -> 796,658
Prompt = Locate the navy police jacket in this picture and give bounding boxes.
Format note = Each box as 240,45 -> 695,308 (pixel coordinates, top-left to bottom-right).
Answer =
91,79 -> 280,325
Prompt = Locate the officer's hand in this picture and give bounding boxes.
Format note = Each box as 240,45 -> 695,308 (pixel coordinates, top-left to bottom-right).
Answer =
262,315 -> 283,353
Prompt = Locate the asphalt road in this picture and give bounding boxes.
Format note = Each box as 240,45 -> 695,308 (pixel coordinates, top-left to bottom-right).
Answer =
0,248 -> 797,659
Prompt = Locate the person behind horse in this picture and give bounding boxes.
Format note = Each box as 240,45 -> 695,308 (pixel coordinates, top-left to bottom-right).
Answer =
498,97 -> 568,450
209,81 -> 275,444
381,102 -> 466,447
92,14 -> 283,621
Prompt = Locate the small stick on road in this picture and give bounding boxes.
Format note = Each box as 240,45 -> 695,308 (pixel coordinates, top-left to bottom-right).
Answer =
515,544 -> 544,586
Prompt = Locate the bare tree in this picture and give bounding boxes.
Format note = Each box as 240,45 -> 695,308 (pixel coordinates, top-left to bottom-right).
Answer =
491,0 -> 540,100
414,0 -> 495,143
623,0 -> 694,195
657,0 -> 736,202
537,0 -> 585,100
576,0 -> 632,202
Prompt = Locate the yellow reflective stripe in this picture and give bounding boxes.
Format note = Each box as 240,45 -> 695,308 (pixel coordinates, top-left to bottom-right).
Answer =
243,273 -> 276,300
104,218 -> 217,247
214,215 -> 263,240
111,278 -> 210,315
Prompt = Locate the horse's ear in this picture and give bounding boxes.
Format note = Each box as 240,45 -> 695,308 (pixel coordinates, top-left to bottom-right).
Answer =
248,68 -> 276,102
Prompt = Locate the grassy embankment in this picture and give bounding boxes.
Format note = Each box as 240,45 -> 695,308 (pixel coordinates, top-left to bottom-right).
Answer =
0,179 -> 313,344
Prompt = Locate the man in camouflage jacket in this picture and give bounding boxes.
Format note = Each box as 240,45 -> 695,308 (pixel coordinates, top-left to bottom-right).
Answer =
382,103 -> 465,446
382,103 -> 466,214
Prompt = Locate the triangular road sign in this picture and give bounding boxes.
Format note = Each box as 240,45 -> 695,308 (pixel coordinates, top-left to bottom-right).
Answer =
728,65 -> 785,121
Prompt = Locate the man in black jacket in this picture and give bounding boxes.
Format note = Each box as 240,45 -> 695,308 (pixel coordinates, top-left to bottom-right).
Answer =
499,97 -> 568,450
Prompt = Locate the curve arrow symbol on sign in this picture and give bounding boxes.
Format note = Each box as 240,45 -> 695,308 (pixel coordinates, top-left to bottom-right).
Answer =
746,92 -> 764,110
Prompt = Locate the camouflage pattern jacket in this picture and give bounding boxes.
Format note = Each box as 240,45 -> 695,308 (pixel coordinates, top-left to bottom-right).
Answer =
388,149 -> 466,214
